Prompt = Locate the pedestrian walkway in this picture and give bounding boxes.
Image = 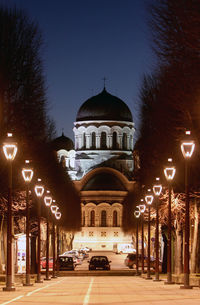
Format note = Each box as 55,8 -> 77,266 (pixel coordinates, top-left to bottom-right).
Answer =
0,275 -> 200,305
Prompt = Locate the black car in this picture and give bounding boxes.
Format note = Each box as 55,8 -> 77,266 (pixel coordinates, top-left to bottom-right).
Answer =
88,255 -> 111,270
58,255 -> 75,270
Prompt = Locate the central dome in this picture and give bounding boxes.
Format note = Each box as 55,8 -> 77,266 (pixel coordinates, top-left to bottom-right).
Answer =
76,88 -> 133,122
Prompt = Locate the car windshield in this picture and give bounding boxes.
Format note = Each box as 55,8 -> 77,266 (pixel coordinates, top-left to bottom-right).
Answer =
91,256 -> 108,263
59,257 -> 73,263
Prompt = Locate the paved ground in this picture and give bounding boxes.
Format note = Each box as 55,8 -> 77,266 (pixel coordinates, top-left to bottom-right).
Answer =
0,252 -> 200,304
0,275 -> 200,305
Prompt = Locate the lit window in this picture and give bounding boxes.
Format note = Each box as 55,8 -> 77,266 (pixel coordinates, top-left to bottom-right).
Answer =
101,210 -> 107,227
113,210 -> 118,227
90,210 -> 95,227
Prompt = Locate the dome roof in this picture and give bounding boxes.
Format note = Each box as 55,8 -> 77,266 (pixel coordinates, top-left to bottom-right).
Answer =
76,88 -> 133,122
82,172 -> 126,191
51,133 -> 74,151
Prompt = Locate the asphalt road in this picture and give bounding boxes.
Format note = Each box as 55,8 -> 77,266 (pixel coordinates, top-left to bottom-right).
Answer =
1,276 -> 200,305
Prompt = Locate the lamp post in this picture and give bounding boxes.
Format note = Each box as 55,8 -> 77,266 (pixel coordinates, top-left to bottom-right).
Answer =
134,209 -> 141,275
145,190 -> 154,280
139,200 -> 146,274
180,130 -> 195,290
164,158 -> 176,285
2,133 -> 17,291
52,215 -> 57,279
22,160 -> 34,286
44,193 -> 52,281
54,206 -> 61,277
153,178 -> 162,282
34,179 -> 44,283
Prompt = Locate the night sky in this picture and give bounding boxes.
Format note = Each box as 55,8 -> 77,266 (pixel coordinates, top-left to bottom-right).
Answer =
3,0 -> 156,141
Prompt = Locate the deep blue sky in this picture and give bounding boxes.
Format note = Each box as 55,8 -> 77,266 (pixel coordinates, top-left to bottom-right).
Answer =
3,0 -> 156,141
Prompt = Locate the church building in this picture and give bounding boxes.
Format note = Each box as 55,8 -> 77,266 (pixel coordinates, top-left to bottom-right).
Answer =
52,88 -> 136,251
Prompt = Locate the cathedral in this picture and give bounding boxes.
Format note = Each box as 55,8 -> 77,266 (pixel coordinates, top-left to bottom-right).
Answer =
52,88 -> 136,250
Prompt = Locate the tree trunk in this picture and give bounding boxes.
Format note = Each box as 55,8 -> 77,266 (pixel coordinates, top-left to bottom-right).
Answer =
174,221 -> 183,275
191,199 -> 198,273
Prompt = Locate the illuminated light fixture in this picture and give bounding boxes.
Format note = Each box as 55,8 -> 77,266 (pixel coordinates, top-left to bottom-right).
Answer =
22,160 -> 34,183
44,196 -> 52,207
164,158 -> 176,181
134,210 -> 141,218
145,190 -> 154,205
34,179 -> 44,197
51,205 -> 58,214
55,211 -> 61,220
139,204 -> 146,213
3,133 -> 18,161
153,178 -> 162,196
181,131 -> 195,159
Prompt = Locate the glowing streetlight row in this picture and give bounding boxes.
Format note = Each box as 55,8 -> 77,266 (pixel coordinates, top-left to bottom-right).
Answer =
2,133 -> 62,290
135,130 -> 195,285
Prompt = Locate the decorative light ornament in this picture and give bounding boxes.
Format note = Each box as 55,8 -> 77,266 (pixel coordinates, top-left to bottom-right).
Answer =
139,204 -> 146,213
34,179 -> 44,197
153,178 -> 162,196
180,131 -> 195,159
164,158 -> 176,181
22,160 -> 34,182
134,210 -> 141,218
145,189 -> 154,205
44,196 -> 52,206
55,211 -> 61,220
3,133 -> 18,161
51,205 -> 58,214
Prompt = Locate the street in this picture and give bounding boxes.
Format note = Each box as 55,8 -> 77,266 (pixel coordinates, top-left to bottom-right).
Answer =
1,275 -> 200,305
76,251 -> 128,270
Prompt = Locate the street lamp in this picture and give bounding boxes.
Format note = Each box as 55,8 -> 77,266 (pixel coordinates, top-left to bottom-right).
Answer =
153,178 -> 162,282
52,204 -> 61,277
164,158 -> 176,285
51,204 -> 57,279
180,130 -> 195,290
2,133 -> 17,291
139,199 -> 146,274
145,189 -> 154,280
44,192 -> 52,281
34,179 -> 44,283
22,160 -> 34,286
134,209 -> 140,275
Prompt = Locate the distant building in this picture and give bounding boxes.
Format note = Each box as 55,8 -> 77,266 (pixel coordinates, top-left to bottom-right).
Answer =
52,88 -> 136,250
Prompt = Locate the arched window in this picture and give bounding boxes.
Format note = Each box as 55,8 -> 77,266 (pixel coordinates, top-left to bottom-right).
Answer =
83,133 -> 86,149
101,210 -> 107,227
82,211 -> 85,226
113,210 -> 118,227
90,210 -> 95,227
112,132 -> 117,149
122,133 -> 127,150
129,135 -> 133,150
100,132 -> 107,149
91,132 -> 96,149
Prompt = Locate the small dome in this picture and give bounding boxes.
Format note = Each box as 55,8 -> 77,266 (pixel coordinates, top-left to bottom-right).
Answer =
51,133 -> 74,151
82,172 -> 126,191
76,88 -> 133,122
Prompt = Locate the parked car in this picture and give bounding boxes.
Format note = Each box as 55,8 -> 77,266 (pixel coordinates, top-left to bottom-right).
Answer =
124,253 -> 162,271
41,257 -> 53,269
88,256 -> 111,270
58,255 -> 75,271
79,249 -> 89,259
60,252 -> 82,266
